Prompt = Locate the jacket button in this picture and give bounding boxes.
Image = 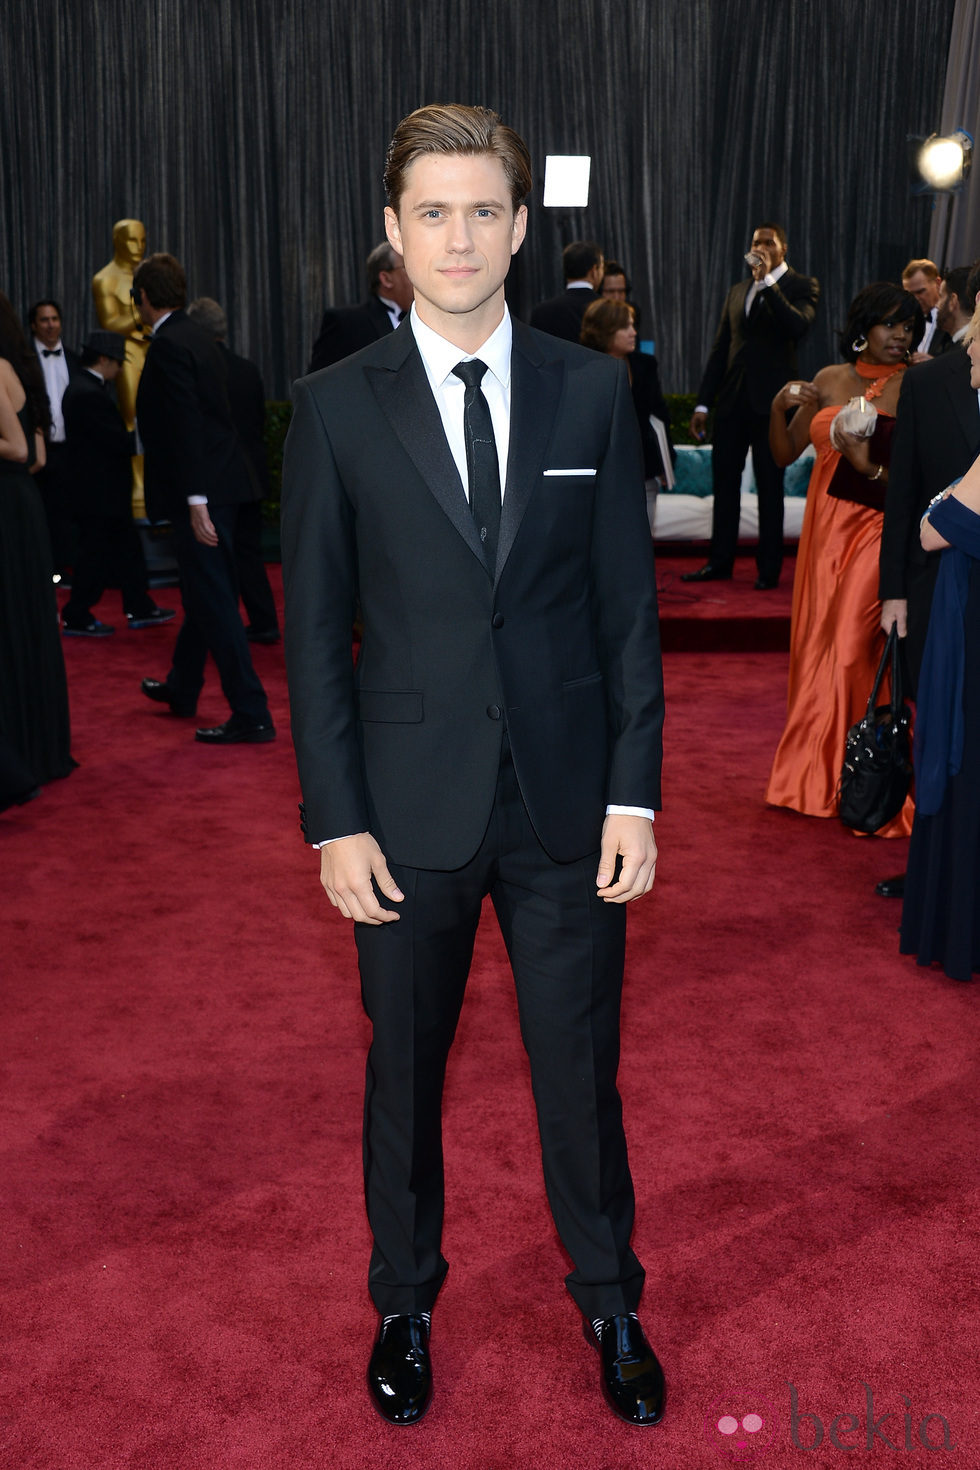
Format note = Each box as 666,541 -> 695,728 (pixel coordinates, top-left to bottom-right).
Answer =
486,705 -> 501,720
492,613 -> 505,628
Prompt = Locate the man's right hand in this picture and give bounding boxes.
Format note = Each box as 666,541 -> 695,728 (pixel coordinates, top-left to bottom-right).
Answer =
880,598 -> 908,638
319,832 -> 404,924
689,409 -> 708,441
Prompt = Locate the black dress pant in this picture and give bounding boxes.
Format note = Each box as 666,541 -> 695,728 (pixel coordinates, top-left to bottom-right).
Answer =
354,740 -> 645,1321
166,503 -> 271,723
36,442 -> 78,574
710,396 -> 786,581
62,513 -> 155,625
234,500 -> 279,635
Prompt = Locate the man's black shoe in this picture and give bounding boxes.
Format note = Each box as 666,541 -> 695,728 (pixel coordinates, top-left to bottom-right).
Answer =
245,625 -> 281,644
127,607 -> 176,628
195,717 -> 276,744
754,576 -> 779,590
681,562 -> 732,583
62,618 -> 115,637
140,677 -> 197,718
875,873 -> 906,899
367,1315 -> 432,1425
585,1314 -> 666,1426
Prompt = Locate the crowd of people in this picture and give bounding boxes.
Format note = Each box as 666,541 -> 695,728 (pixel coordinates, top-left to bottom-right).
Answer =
3,219 -> 978,987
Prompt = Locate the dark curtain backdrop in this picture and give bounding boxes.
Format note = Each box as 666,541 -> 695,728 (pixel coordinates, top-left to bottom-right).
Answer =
2,0 -> 956,399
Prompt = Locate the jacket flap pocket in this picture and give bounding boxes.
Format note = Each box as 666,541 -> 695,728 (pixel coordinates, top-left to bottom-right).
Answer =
358,689 -> 424,723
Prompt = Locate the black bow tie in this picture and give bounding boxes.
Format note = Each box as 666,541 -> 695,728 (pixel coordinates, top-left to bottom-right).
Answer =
41,347 -> 63,357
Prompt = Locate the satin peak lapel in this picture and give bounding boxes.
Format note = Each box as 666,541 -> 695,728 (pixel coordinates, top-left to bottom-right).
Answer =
497,330 -> 563,580
364,341 -> 487,569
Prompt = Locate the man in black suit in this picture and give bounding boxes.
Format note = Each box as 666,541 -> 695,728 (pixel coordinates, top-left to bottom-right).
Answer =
874,262 -> 980,899
30,299 -> 80,576
529,239 -> 604,342
187,296 -> 280,644
133,254 -> 274,744
308,242 -> 414,373
903,258 -> 950,362
683,224 -> 820,589
933,266 -> 975,355
282,104 -> 665,1429
60,330 -> 174,636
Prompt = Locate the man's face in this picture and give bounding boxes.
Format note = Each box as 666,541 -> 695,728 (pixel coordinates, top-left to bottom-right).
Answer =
750,227 -> 786,270
904,269 -> 941,311
601,273 -> 628,301
385,152 -> 527,335
378,253 -> 415,313
99,357 -> 122,382
33,305 -> 62,349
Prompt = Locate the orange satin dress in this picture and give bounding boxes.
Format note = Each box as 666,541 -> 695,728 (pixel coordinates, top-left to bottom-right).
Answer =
766,361 -> 913,836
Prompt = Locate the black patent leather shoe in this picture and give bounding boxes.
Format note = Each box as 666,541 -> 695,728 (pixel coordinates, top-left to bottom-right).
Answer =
681,562 -> 732,583
140,677 -> 197,718
585,1315 -> 666,1426
195,717 -> 276,744
367,1314 -> 432,1425
875,873 -> 906,898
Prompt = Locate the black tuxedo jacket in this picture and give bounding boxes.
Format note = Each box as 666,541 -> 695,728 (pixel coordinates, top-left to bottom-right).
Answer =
281,318 -> 664,870
136,311 -> 257,522
62,370 -> 134,517
879,346 -> 980,601
220,342 -> 268,496
697,267 -> 820,417
308,295 -> 394,373
529,287 -> 600,344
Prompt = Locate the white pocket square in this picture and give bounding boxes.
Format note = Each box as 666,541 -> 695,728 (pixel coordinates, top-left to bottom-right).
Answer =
543,467 -> 597,477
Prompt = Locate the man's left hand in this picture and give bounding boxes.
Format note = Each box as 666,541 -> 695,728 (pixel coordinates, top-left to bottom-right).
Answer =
190,502 -> 219,546
596,814 -> 658,902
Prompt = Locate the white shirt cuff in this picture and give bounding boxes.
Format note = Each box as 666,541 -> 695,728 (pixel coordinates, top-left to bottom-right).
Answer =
606,805 -> 656,823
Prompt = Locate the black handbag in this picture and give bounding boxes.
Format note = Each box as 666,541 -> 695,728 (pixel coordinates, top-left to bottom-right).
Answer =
838,626 -> 912,833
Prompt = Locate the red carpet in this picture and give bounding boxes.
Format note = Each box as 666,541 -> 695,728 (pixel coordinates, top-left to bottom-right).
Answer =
656,553 -> 794,651
2,570 -> 978,1468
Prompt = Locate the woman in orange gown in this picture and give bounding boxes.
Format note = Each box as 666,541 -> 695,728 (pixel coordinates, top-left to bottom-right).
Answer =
766,282 -> 924,835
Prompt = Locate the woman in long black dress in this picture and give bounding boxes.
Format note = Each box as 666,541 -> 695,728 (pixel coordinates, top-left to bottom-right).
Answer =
0,292 -> 74,808
900,307 -> 980,981
580,298 -> 675,482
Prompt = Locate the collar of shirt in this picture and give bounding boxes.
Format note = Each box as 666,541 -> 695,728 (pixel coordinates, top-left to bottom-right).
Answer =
953,323 -> 968,343
152,310 -> 175,334
376,293 -> 403,328
566,280 -> 594,290
84,367 -> 105,382
411,304 -> 512,499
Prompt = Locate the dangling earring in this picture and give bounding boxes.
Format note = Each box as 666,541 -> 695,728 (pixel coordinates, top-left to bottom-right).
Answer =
852,333 -> 868,355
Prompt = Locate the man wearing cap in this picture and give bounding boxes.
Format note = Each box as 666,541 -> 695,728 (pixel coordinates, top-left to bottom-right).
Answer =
60,330 -> 174,636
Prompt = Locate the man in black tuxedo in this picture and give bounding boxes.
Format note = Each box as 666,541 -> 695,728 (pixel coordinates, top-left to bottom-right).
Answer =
133,254 -> 274,744
683,224 -> 820,589
60,330 -> 173,636
529,239 -> 604,342
30,299 -> 80,575
187,296 -> 280,644
282,105 -> 665,1429
308,242 -> 414,373
903,258 -> 950,362
874,263 -> 980,900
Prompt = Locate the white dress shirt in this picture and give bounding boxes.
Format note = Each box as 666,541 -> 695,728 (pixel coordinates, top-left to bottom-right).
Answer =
410,302 -> 511,497
744,258 -> 788,315
34,337 -> 69,441
919,306 -> 938,354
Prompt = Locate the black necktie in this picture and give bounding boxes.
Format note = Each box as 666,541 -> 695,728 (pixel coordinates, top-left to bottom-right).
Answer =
451,358 -> 501,567
42,347 -> 63,357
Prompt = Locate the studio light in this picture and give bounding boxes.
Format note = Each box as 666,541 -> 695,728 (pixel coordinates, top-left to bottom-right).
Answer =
543,155 -> 591,208
914,129 -> 973,192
